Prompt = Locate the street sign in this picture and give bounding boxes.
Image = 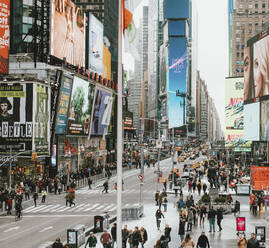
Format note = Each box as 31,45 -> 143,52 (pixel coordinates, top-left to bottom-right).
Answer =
236,217 -> 246,232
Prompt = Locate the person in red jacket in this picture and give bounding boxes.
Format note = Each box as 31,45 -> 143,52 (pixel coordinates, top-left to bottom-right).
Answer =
100,230 -> 112,248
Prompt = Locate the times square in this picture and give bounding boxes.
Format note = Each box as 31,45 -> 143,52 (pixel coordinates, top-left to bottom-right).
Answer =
0,0 -> 269,248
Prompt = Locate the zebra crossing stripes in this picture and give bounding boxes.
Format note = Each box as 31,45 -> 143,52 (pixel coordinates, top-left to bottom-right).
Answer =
76,188 -> 154,195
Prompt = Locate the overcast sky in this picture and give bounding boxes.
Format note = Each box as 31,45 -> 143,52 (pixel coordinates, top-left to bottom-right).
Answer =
123,0 -> 228,131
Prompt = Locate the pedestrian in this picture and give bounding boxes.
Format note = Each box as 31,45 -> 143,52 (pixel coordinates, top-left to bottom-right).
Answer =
140,227 -> 148,248
196,231 -> 210,248
100,230 -> 112,248
128,229 -> 134,248
52,237 -> 64,248
132,226 -> 141,248
178,216 -> 186,243
155,209 -> 165,230
234,200 -> 240,216
155,191 -> 160,206
216,207 -> 223,232
164,224 -> 172,248
7,196 -> 12,215
188,180 -> 192,192
237,234 -> 247,248
181,233 -> 195,248
110,223 -> 116,248
247,233 -> 259,248
122,225 -> 129,248
197,182 -> 202,195
41,189 -> 47,203
102,180 -> 109,194
207,206 -> 216,232
24,185 -> 30,200
187,209 -> 193,232
88,177 -> 92,189
33,191 -> 38,207
163,197 -> 168,212
202,183 -> 207,194
85,232 -> 97,248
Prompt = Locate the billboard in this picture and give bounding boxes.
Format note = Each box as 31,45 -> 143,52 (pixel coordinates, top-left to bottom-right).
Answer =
168,21 -> 186,37
243,102 -> 260,141
33,84 -> 50,156
0,83 -> 33,155
236,217 -> 246,232
68,77 -> 95,135
103,44 -> 111,80
51,0 -> 85,66
55,74 -> 73,134
164,0 -> 189,20
0,0 -> 10,74
159,44 -> 167,95
89,13 -> 104,75
225,77 -> 244,129
225,129 -> 245,147
168,37 -> 187,129
260,100 -> 269,141
250,166 -> 269,190
90,88 -> 113,136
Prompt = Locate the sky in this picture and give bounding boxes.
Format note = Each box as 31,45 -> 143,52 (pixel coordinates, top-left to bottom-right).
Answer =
123,0 -> 228,131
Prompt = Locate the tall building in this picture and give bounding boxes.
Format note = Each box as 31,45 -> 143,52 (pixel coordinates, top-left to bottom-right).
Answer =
229,0 -> 269,77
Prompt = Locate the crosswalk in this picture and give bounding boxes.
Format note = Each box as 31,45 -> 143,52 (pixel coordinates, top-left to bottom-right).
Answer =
23,203 -> 141,214
76,188 -> 156,195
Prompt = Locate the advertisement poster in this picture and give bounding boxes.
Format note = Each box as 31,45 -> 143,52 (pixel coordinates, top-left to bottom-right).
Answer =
68,77 -> 95,135
250,166 -> 269,190
0,83 -> 33,155
164,0 -> 189,19
103,44 -> 111,80
225,77 -> 244,129
90,88 -> 113,136
89,13 -> 103,75
159,44 -> 167,95
51,144 -> 56,167
51,0 -> 85,66
0,0 -> 9,74
168,37 -> 187,129
33,84 -> 50,156
55,74 -> 73,134
236,217 -> 246,232
260,100 -> 269,141
243,102 -> 260,141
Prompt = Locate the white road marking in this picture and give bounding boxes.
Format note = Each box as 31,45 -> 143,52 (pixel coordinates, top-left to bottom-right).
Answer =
74,204 -> 91,212
49,205 -> 67,212
83,203 -> 99,211
58,206 -> 71,212
24,205 -> 47,213
103,203 -> 114,210
31,205 -> 53,213
42,204 -> 61,212
4,226 -> 20,233
67,204 -> 86,212
39,226 -> 53,233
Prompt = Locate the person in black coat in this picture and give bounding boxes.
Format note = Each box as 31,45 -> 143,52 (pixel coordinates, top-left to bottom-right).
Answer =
155,209 -> 165,230
110,223 -> 117,248
197,231 -> 210,248
164,224 -> 172,245
132,226 -> 141,248
52,237 -> 64,248
216,207 -> 223,232
140,227 -> 148,248
178,216 -> 186,242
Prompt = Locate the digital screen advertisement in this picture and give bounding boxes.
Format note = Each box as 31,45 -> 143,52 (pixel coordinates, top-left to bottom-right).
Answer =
243,102 -> 260,141
89,13 -> 104,75
164,0 -> 189,20
168,37 -> 187,129
90,88 -> 113,136
68,77 -> 95,135
51,0 -> 85,66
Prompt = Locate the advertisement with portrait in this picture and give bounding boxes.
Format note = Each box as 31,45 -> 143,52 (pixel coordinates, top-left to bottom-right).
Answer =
55,74 -> 73,134
103,44 -> 111,80
33,84 -> 50,156
0,83 -> 33,155
51,0 -> 85,66
68,77 -> 95,135
159,44 -> 167,95
88,13 -> 103,75
243,102 -> 260,141
168,37 -> 187,129
225,77 -> 244,129
0,0 -> 10,74
90,88 -> 113,136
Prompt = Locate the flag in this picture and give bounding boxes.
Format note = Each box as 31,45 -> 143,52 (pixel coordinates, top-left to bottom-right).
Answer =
122,0 -> 142,60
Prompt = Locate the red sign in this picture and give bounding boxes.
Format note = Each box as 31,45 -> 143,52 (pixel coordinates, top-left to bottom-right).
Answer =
0,0 -> 10,74
236,217 -> 246,232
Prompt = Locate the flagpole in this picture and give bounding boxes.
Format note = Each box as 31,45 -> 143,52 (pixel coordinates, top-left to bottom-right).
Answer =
116,0 -> 123,247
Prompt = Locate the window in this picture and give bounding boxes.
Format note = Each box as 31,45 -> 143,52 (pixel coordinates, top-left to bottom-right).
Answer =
236,37 -> 241,42
255,3 -> 258,8
236,68 -> 240,73
241,68 -> 244,72
236,61 -> 240,65
241,45 -> 245,49
236,22 -> 241,26
241,52 -> 244,57
241,60 -> 244,65
236,45 -> 240,50
262,3 -> 265,8
236,30 -> 241,34
237,52 -> 240,57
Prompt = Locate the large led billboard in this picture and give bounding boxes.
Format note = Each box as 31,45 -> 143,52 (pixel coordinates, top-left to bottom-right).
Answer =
51,0 -> 85,66
168,37 -> 187,129
0,83 -> 33,155
225,129 -> 245,147
89,13 -> 104,75
260,100 -> 269,141
159,44 -> 167,95
0,0 -> 10,74
68,77 -> 95,135
243,102 -> 260,141
90,88 -> 113,136
164,0 -> 189,20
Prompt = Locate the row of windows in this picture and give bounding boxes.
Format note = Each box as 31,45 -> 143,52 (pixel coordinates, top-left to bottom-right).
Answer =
235,68 -> 244,73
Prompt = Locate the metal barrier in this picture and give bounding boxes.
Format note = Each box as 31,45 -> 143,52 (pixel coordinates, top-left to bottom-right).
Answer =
122,204 -> 144,221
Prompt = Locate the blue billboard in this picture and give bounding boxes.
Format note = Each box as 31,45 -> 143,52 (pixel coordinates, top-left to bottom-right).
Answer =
164,0 -> 189,20
55,74 -> 73,134
168,37 -> 187,129
168,21 -> 186,37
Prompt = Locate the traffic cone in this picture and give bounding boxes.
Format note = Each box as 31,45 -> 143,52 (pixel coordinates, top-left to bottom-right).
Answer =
260,202 -> 263,214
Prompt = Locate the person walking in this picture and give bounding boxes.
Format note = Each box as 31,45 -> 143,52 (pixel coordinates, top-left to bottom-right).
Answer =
216,207 -> 223,232
155,209 -> 165,230
41,189 -> 47,203
202,183 -> 207,194
24,185 -> 30,200
178,216 -> 186,243
207,206 -> 216,232
33,191 -> 38,207
163,197 -> 168,212
196,231 -> 210,248
100,230 -> 112,248
197,182 -> 202,195
132,226 -> 141,248
85,232 -> 97,248
6,196 -> 12,215
102,180 -> 109,194
247,233 -> 259,248
155,191 -> 160,206
181,233 -> 195,248
110,223 -> 116,248
128,229 -> 134,248
52,237 -> 64,248
237,234 -> 248,248
187,209 -> 194,232
88,177 -> 92,190
140,227 -> 148,248
199,205 -> 207,227
122,225 -> 129,248
164,224 -> 172,248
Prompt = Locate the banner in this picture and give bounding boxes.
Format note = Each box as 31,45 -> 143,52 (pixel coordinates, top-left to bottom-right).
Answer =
89,13 -> 103,75
33,84 -> 50,156
103,44 -> 111,80
250,166 -> 269,190
159,44 -> 167,95
55,74 -> 73,134
51,0 -> 85,66
0,83 -> 33,155
236,217 -> 246,232
90,88 -> 113,136
68,77 -> 95,135
0,0 -> 9,74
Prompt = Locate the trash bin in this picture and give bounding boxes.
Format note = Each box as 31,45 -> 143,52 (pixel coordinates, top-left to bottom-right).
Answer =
67,224 -> 85,248
94,215 -> 104,233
